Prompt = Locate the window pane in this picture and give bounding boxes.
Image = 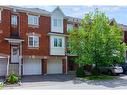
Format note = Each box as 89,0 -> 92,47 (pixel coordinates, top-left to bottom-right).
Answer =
58,19 -> 62,27
28,16 -> 32,24
11,15 -> 17,25
54,38 -> 57,47
28,15 -> 38,25
53,19 -> 57,27
67,24 -> 73,32
29,37 -> 33,46
34,17 -> 38,25
58,38 -> 62,47
34,37 -> 39,47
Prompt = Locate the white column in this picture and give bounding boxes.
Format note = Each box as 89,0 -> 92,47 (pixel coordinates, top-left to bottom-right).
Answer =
19,43 -> 22,76
6,56 -> 10,76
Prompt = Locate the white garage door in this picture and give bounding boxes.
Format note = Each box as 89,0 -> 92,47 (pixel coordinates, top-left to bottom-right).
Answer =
23,58 -> 42,75
47,59 -> 62,74
0,59 -> 7,76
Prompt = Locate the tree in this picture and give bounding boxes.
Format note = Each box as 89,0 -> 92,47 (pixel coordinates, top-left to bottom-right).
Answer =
68,9 -> 126,75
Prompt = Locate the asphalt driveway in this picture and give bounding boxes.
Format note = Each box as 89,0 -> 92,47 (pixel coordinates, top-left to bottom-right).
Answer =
0,77 -> 4,83
3,74 -> 127,89
21,74 -> 75,83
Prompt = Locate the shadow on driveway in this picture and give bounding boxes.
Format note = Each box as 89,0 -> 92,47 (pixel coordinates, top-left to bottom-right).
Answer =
74,75 -> 127,88
21,74 -> 75,83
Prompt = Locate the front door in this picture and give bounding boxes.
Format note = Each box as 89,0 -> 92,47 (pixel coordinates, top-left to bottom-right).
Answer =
11,46 -> 19,63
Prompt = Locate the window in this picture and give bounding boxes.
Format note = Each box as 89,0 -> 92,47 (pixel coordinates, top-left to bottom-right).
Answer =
28,15 -> 39,25
28,36 -> 39,48
53,19 -> 57,27
54,38 -> 62,47
53,19 -> 62,27
67,24 -> 73,32
54,38 -> 57,47
58,19 -> 62,27
11,15 -> 17,25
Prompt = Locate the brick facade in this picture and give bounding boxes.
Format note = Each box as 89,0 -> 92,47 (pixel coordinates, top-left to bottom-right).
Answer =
0,9 -> 11,55
0,6 -> 68,76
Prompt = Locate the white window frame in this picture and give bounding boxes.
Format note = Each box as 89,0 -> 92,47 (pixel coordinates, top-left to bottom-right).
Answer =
11,15 -> 17,25
53,18 -> 62,27
53,37 -> 62,47
53,19 -> 57,27
28,15 -> 39,25
67,24 -> 73,31
28,36 -> 39,48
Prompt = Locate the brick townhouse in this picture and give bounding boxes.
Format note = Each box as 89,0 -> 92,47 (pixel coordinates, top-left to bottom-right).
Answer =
0,6 -> 68,76
0,6 -> 126,77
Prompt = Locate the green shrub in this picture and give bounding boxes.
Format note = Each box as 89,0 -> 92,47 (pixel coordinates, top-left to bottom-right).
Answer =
91,67 -> 100,75
0,83 -> 3,89
5,73 -> 20,84
76,66 -> 85,77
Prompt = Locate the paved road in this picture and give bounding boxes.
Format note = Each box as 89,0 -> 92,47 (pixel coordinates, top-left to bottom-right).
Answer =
2,74 -> 127,89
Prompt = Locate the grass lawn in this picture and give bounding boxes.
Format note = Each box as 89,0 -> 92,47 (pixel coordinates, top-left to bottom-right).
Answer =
83,75 -> 115,80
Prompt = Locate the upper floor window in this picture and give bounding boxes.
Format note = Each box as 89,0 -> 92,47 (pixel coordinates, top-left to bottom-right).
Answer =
53,18 -> 62,27
28,36 -> 39,48
28,15 -> 39,25
67,24 -> 73,32
11,15 -> 17,25
53,19 -> 57,27
54,38 -> 62,47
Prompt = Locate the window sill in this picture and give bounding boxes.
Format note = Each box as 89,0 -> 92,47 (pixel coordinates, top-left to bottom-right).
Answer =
28,47 -> 39,49
51,47 -> 64,49
11,24 -> 17,27
28,24 -> 39,28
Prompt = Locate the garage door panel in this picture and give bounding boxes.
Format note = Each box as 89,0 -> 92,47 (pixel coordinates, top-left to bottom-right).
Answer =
0,59 -> 7,76
47,59 -> 62,74
23,59 -> 42,75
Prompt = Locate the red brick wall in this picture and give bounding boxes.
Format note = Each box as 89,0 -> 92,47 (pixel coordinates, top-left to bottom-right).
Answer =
63,19 -> 67,34
0,8 -> 67,57
124,31 -> 127,43
19,12 -> 50,56
0,9 -> 11,55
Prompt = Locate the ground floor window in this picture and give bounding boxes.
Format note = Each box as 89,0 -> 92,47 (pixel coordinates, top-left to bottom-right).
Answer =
28,36 -> 39,48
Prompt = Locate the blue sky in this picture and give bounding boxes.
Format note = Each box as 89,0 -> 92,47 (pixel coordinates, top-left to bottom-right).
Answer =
24,6 -> 127,25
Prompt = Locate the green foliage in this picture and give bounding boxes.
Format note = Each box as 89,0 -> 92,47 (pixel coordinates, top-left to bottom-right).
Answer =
6,73 -> 20,84
84,75 -> 115,80
68,9 -> 126,69
76,66 -> 85,77
0,83 -> 4,89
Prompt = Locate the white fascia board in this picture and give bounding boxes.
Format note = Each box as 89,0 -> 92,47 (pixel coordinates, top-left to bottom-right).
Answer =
47,32 -> 68,37
4,38 -> 24,43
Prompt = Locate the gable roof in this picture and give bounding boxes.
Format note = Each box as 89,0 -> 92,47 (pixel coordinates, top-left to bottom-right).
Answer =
26,8 -> 51,15
52,6 -> 65,17
66,16 -> 82,24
